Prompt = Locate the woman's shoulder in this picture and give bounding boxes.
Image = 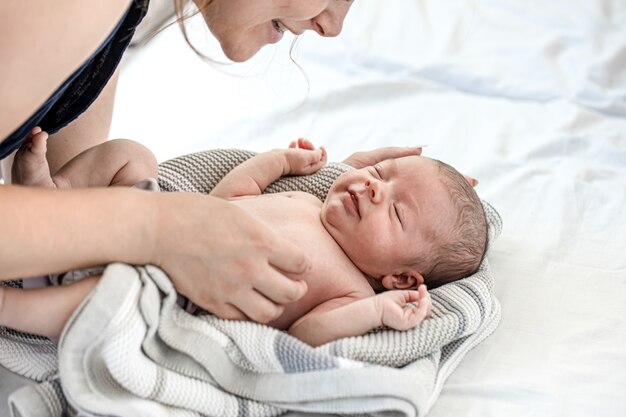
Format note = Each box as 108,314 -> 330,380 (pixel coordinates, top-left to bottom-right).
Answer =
0,0 -> 134,139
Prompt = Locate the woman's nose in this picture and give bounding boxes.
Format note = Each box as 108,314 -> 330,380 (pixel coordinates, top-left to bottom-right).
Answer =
311,2 -> 351,37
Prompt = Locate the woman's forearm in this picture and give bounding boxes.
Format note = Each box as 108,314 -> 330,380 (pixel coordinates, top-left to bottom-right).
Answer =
0,184 -> 312,325
0,185 -> 155,280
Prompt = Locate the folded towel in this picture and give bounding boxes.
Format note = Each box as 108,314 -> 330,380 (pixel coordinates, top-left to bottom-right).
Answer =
2,149 -> 502,417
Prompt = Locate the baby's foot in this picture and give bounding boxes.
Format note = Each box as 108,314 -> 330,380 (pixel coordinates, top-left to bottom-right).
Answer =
12,127 -> 57,188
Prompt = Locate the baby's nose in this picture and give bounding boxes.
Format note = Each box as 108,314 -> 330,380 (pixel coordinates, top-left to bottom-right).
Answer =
366,180 -> 383,203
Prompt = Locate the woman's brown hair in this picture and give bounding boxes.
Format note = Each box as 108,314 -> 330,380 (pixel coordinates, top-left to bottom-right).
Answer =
172,0 -> 215,61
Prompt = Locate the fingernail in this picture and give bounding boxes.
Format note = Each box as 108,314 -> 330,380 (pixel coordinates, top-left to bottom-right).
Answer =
412,144 -> 428,148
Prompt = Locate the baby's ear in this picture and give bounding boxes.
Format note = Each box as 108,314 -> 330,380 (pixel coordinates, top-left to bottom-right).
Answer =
381,273 -> 424,290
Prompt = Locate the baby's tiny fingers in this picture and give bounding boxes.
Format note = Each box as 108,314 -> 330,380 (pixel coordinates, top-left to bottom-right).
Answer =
320,146 -> 327,163
403,290 -> 421,303
410,299 -> 431,324
297,138 -> 315,150
302,148 -> 324,169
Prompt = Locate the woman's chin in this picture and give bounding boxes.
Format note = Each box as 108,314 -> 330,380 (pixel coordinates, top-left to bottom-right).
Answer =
222,44 -> 263,63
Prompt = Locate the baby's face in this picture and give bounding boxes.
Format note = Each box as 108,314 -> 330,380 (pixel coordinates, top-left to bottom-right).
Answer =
320,155 -> 454,279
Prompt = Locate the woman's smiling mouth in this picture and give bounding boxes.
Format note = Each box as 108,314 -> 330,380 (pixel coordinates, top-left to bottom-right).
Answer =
272,19 -> 287,33
270,19 -> 287,44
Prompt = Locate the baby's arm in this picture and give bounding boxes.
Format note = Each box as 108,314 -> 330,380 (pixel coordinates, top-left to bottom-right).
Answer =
288,286 -> 432,347
210,139 -> 326,199
0,277 -> 98,339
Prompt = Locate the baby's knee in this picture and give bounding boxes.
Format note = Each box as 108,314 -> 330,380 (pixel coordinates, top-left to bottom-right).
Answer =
108,139 -> 157,170
106,139 -> 158,183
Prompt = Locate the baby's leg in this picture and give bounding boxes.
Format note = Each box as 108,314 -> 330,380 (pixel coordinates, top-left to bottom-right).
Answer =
0,276 -> 99,339
53,139 -> 158,188
11,127 -> 56,188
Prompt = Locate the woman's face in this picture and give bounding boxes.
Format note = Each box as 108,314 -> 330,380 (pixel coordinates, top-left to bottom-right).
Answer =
194,0 -> 354,62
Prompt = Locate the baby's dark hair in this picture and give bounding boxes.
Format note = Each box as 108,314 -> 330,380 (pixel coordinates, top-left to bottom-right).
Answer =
416,160 -> 488,288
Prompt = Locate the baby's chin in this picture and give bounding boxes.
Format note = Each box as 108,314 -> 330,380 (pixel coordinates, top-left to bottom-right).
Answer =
319,206 -> 337,241
318,199 -> 331,227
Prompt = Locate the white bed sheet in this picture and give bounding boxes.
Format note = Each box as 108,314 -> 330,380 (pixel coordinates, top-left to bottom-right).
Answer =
5,1 -> 624,416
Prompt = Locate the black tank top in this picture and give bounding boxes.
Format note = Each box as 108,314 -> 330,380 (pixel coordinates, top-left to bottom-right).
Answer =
0,0 -> 149,160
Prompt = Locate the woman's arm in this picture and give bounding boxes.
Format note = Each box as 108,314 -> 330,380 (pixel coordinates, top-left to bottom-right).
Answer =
210,146 -> 326,199
288,287 -> 432,347
0,186 -> 154,279
0,185 -> 310,323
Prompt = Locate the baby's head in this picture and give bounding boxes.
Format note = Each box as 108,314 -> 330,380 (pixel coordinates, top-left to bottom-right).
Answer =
320,155 -> 487,291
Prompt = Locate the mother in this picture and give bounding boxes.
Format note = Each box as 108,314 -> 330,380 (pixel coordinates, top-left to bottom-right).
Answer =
0,0 -> 416,324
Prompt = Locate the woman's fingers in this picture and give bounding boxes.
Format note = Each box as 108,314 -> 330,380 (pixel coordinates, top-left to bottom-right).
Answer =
229,290 -> 286,324
154,195 -> 310,324
464,174 -> 479,187
342,146 -> 422,168
212,303 -> 248,321
267,232 -> 311,276
254,267 -> 308,305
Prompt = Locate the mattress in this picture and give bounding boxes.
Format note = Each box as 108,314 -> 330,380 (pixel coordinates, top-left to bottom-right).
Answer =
2,1 -> 625,416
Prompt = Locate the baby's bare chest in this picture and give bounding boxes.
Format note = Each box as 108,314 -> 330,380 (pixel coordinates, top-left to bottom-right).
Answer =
231,193 -> 372,328
233,192 -> 319,235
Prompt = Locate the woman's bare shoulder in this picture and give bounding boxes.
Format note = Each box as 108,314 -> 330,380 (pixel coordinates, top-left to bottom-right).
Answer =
0,0 -> 133,139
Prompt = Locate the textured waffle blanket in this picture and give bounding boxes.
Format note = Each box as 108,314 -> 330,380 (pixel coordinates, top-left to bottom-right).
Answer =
2,150 -> 502,417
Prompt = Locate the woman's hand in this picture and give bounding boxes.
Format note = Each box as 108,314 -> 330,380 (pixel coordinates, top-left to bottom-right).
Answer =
293,139 -> 421,169
149,192 -> 310,323
342,146 -> 479,187
374,285 -> 432,331
342,146 -> 423,169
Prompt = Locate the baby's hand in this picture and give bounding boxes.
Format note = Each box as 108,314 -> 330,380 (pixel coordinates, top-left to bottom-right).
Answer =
280,138 -> 327,175
375,285 -> 432,331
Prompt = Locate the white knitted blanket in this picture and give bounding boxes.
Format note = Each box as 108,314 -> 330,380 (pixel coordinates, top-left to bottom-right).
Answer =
2,150 -> 502,417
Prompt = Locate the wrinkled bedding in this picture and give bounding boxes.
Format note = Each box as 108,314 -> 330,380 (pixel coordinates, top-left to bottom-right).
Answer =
111,1 -> 626,415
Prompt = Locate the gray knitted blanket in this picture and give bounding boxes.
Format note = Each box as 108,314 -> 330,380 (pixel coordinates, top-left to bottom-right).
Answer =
1,149 -> 502,417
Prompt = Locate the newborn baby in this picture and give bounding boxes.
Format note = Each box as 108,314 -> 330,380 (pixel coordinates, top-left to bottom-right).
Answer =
0,138 -> 487,346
